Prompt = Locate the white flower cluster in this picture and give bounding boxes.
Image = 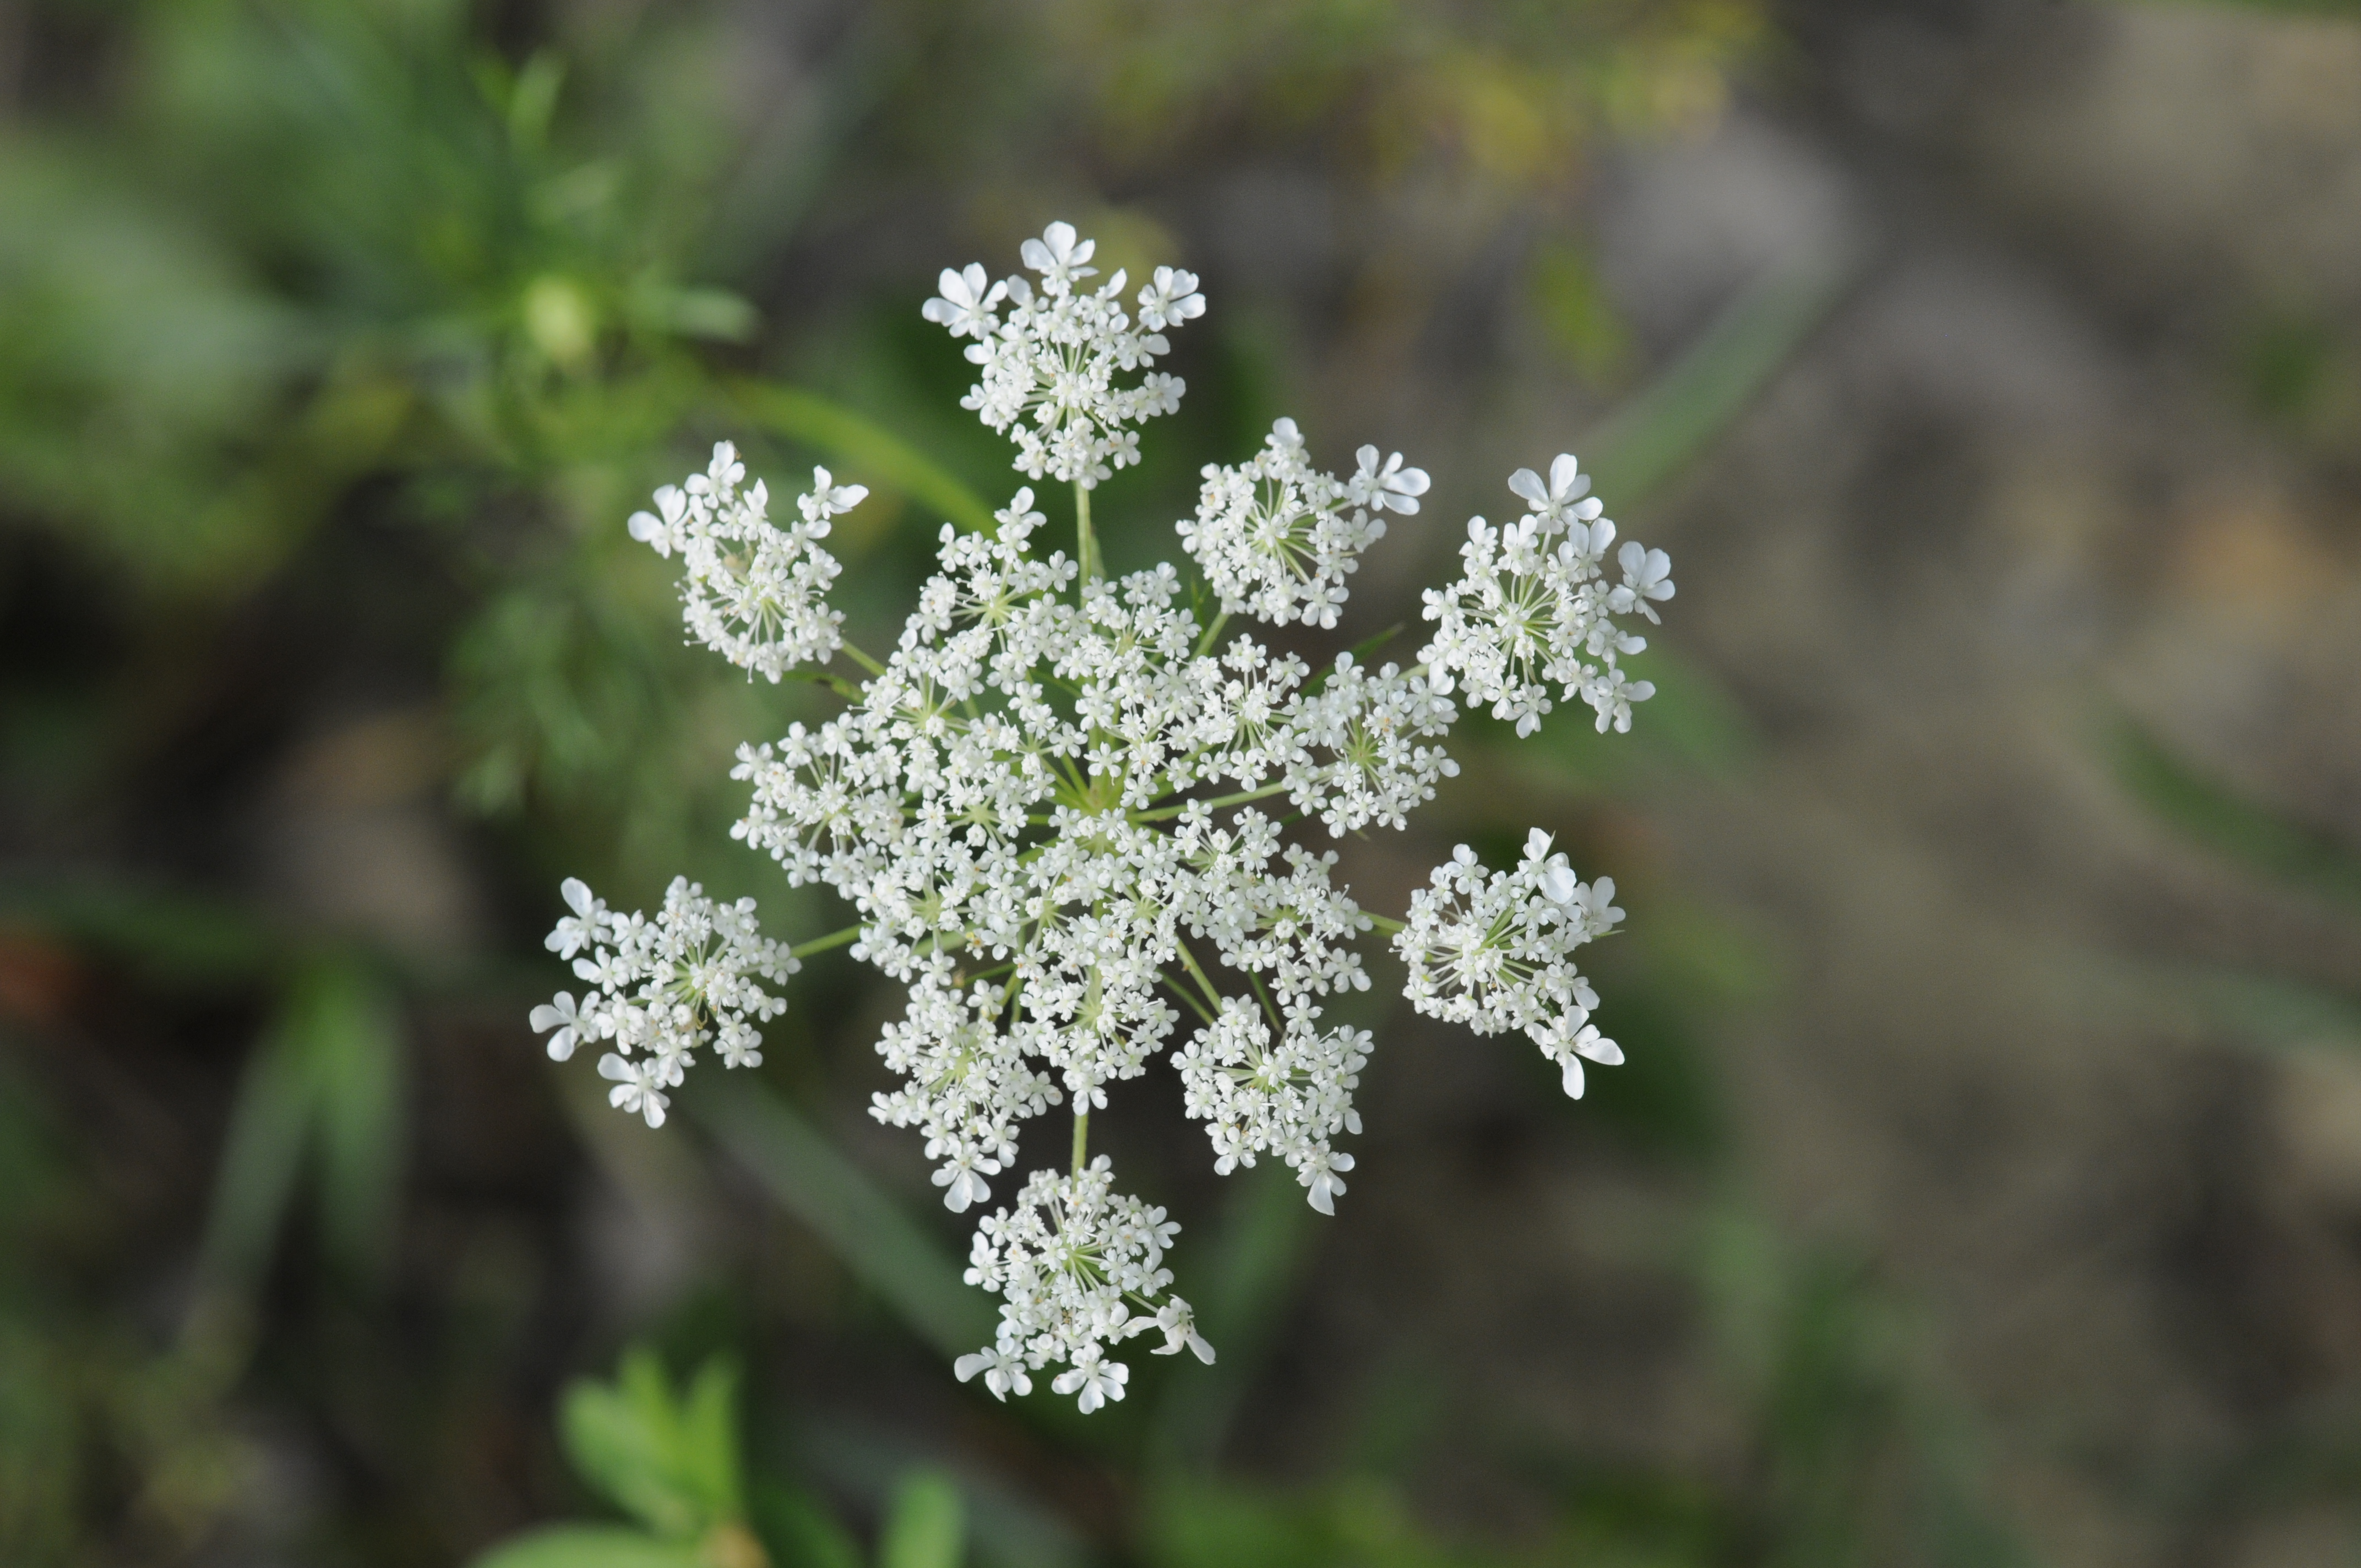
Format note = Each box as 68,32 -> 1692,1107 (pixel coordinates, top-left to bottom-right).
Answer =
953,1157 -> 1214,1411
627,443 -> 869,682
534,224 -> 1675,1409
531,876 -> 798,1128
924,221 -> 1203,489
1394,829 -> 1627,1098
1419,453 -> 1675,737
1179,417 -> 1430,628
1176,998 -> 1369,1213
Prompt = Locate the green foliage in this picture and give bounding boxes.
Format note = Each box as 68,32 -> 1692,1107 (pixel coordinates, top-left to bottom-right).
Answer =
561,1350 -> 747,1538
472,1525 -> 708,1568
200,952 -> 407,1289
473,1347 -> 965,1568
1143,1474 -> 1514,1568
876,1473 -> 966,1568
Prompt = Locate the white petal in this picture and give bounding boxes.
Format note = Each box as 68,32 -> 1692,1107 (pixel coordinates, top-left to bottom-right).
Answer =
1577,1032 -> 1624,1066
561,878 -> 595,916
1508,467 -> 1547,508
1560,1054 -> 1586,1098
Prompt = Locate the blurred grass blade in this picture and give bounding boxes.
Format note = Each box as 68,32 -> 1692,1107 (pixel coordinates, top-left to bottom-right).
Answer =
696,1082 -> 992,1360
1586,248 -> 1859,507
878,1471 -> 965,1568
309,957 -> 407,1285
468,1525 -> 704,1568
1148,1162 -> 1318,1474
727,380 -> 999,536
199,1004 -> 317,1289
0,879 -> 276,986
2108,711 -> 2361,914
200,954 -> 408,1292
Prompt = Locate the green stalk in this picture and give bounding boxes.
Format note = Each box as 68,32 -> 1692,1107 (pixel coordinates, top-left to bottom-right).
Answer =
1074,480 -> 1098,585
1071,1109 -> 1090,1177
790,924 -> 863,959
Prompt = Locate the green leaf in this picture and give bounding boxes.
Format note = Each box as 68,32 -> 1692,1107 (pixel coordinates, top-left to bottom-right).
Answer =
562,1350 -> 711,1539
468,1524 -> 705,1568
751,1483 -> 861,1568
727,380 -> 999,537
676,1358 -> 747,1527
877,1472 -> 964,1568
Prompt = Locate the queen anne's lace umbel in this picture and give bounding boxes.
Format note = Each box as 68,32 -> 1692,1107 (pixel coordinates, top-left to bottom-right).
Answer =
531,225 -> 1674,1409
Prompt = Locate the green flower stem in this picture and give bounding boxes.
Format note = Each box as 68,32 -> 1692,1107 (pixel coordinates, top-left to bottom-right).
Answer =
1174,940 -> 1226,1016
1074,480 -> 1100,584
790,925 -> 862,959
1130,782 -> 1290,824
1071,1109 -> 1090,1177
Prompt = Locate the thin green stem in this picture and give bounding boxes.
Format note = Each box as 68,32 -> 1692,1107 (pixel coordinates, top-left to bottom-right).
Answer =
1162,972 -> 1217,1025
1130,782 -> 1290,824
1074,480 -> 1099,585
839,640 -> 886,677
1246,968 -> 1280,1035
790,924 -> 862,959
1361,911 -> 1406,935
1193,610 -> 1230,660
1173,940 -> 1226,1016
1071,1109 -> 1090,1177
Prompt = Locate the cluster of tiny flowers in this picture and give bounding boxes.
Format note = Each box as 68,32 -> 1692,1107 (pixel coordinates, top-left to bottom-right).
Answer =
1179,417 -> 1430,629
1394,829 -> 1627,1098
1419,453 -> 1675,737
923,221 -> 1204,489
627,443 -> 869,682
1174,998 -> 1369,1213
530,877 -> 798,1129
953,1157 -> 1214,1411
533,225 -> 1674,1409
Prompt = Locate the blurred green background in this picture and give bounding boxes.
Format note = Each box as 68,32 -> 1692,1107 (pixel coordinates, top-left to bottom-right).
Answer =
6,1 -> 2361,1564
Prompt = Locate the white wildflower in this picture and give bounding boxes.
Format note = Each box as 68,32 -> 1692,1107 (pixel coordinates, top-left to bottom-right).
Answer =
1137,265 -> 1206,333
1419,453 -> 1667,735
1394,829 -> 1624,1098
1179,418 -> 1424,629
628,446 -> 864,682
529,992 -> 584,1060
932,222 -> 1198,489
531,875 -> 797,1109
539,227 -> 1673,1408
961,1159 -> 1201,1412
